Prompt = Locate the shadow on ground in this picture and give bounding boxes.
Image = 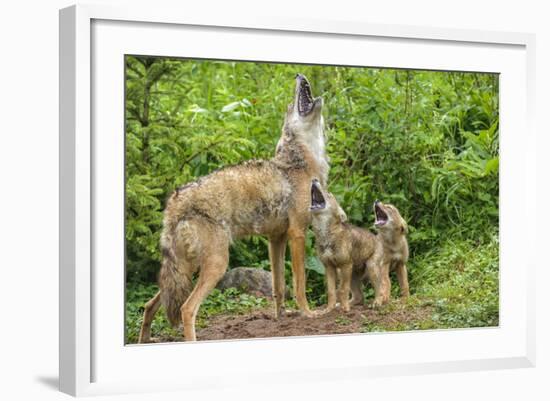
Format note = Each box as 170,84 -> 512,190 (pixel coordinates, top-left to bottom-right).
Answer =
35,376 -> 58,391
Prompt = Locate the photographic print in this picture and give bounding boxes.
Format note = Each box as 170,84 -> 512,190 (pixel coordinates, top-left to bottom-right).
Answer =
124,56 -> 499,344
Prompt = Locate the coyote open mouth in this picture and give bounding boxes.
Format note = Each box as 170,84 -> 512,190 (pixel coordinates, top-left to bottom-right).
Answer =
374,202 -> 388,226
310,180 -> 326,211
296,74 -> 315,116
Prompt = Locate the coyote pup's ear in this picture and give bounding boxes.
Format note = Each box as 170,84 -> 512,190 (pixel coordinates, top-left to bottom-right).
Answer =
337,206 -> 348,223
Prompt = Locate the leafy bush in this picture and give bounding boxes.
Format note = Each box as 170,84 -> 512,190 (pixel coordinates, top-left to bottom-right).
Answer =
125,56 -> 499,325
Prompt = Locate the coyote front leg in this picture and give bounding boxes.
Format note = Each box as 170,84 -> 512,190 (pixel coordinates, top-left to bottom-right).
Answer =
269,233 -> 287,318
395,262 -> 410,298
321,264 -> 337,314
288,227 -> 313,317
337,263 -> 353,312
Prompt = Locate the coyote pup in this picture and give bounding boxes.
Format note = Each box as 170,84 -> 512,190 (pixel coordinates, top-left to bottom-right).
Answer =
139,74 -> 328,342
310,180 -> 375,312
354,199 -> 410,307
310,181 -> 409,310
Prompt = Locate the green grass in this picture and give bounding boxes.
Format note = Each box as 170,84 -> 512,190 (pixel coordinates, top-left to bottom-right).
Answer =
125,283 -> 178,344
408,230 -> 499,329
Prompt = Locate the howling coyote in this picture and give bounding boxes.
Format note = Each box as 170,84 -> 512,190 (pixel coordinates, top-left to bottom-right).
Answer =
309,180 -> 409,312
139,74 -> 328,341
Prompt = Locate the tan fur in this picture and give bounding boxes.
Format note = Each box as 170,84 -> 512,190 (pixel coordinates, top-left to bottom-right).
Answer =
138,74 -> 327,342
310,188 -> 409,311
359,202 -> 410,307
311,192 -> 375,312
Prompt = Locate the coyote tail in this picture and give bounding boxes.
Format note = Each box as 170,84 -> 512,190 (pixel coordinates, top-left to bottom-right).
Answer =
158,221 -> 193,327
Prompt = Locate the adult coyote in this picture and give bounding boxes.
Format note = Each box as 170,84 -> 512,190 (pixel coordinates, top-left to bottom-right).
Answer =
139,74 -> 328,342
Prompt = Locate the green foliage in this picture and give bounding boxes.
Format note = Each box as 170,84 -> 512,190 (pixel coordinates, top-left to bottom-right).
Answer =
125,56 -> 499,331
199,287 -> 268,317
410,230 -> 499,328
325,70 -> 499,253
125,283 -> 178,343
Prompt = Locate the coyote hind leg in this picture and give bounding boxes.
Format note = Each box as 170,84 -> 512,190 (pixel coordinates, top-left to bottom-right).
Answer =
350,267 -> 364,306
181,253 -> 228,341
138,290 -> 161,343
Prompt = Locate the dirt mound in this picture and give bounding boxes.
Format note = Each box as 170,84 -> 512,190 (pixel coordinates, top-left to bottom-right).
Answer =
154,300 -> 433,342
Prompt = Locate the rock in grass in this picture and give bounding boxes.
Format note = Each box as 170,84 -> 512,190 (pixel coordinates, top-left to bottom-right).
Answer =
216,267 -> 276,298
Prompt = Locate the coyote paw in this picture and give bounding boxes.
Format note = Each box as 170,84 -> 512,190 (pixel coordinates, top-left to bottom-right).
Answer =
296,308 -> 319,318
138,336 -> 160,344
282,309 -> 301,317
316,307 -> 335,316
370,299 -> 384,309
276,308 -> 317,318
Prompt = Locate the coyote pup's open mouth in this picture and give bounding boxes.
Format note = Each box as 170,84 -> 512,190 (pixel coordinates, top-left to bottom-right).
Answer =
374,201 -> 389,226
310,179 -> 326,211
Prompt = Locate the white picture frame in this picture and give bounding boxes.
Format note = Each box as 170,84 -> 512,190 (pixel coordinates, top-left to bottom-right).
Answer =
59,3 -> 536,397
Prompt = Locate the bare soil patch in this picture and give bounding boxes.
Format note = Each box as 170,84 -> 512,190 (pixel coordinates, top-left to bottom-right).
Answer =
153,300 -> 434,342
